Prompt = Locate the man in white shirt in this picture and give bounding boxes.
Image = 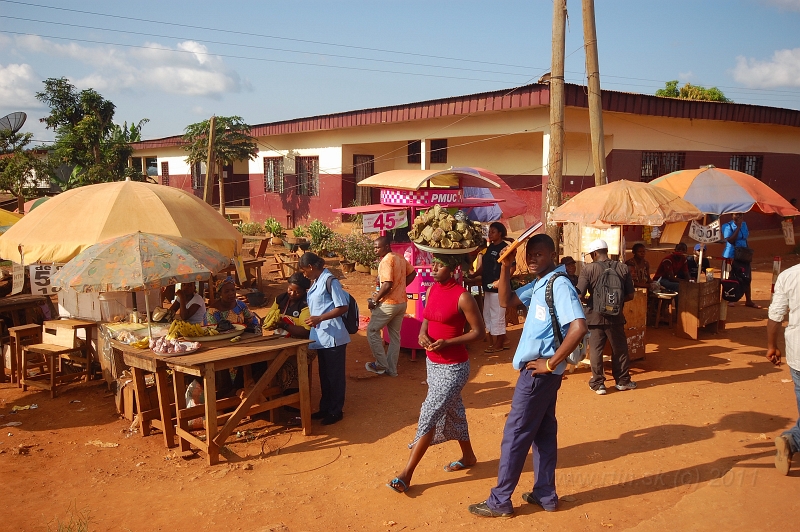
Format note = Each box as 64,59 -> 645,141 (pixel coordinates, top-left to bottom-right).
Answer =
169,282 -> 206,324
767,263 -> 800,475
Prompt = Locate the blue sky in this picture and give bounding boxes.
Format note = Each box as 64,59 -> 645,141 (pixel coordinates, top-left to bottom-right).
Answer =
1,0 -> 799,144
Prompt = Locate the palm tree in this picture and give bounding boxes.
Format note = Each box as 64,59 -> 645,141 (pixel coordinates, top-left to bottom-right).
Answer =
182,116 -> 258,215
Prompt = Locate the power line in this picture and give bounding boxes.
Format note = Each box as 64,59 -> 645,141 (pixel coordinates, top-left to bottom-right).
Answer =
0,30 -> 524,85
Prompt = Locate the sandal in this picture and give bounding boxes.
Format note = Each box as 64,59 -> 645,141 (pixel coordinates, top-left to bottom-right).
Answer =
745,302 -> 763,309
386,477 -> 409,493
444,460 -> 473,472
484,347 -> 503,353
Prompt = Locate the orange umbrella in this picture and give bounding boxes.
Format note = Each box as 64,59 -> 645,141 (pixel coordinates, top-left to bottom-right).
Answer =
551,179 -> 702,226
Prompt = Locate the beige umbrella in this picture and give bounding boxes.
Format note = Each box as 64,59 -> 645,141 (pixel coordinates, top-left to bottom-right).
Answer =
551,180 -> 702,226
0,178 -> 242,264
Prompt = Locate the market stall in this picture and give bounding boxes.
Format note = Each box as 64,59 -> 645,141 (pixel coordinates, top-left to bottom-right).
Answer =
334,167 -> 505,359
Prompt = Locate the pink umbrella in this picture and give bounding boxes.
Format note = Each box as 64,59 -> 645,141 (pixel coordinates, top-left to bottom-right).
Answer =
458,167 -> 527,221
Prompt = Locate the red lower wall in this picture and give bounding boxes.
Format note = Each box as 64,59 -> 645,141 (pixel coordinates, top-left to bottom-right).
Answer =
248,173 -> 344,226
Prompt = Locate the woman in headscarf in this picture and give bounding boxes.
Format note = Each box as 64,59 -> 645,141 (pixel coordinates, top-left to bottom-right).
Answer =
206,276 -> 260,330
387,253 -> 485,494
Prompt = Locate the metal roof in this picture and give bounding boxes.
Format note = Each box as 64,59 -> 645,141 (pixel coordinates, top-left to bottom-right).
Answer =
131,83 -> 800,150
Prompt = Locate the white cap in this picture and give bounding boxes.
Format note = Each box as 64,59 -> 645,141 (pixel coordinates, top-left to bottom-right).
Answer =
586,239 -> 609,254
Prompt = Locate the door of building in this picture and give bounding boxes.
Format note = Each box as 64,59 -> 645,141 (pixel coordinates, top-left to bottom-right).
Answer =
353,154 -> 375,206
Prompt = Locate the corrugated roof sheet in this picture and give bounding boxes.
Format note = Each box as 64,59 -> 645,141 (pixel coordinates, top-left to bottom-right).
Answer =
132,83 -> 800,150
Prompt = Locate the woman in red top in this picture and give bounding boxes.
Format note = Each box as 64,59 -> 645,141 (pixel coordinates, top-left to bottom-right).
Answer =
387,254 -> 485,494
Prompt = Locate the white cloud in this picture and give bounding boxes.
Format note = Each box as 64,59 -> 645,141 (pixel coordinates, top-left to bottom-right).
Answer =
762,0 -> 800,11
733,48 -> 800,88
0,63 -> 42,108
678,71 -> 694,80
11,35 -> 243,97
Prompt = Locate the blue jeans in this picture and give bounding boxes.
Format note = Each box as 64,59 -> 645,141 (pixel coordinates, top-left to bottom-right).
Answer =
783,366 -> 800,453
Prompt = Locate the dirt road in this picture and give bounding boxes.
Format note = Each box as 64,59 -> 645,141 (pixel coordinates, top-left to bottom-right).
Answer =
2,257 -> 799,531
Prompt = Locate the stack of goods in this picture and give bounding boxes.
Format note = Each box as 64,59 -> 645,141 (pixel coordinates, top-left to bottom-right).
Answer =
165,319 -> 220,340
407,205 -> 483,250
150,337 -> 200,354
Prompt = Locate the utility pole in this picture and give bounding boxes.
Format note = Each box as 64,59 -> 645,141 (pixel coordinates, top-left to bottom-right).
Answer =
202,115 -> 216,205
546,0 -> 567,243
218,160 -> 226,217
582,0 -> 607,185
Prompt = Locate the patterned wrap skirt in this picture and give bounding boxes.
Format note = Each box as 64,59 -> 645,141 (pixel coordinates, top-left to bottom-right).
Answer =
410,358 -> 471,448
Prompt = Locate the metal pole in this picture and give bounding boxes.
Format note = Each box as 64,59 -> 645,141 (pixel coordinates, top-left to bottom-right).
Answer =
582,0 -> 607,185
546,0 -> 567,244
203,116 -> 216,205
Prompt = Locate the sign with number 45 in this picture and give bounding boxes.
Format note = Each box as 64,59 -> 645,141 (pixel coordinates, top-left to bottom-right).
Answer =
363,210 -> 408,233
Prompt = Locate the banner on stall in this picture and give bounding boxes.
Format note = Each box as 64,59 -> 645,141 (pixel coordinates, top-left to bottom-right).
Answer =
363,210 -> 408,233
689,219 -> 721,244
580,225 -> 620,255
782,220 -> 795,246
11,262 -> 25,295
28,264 -> 64,295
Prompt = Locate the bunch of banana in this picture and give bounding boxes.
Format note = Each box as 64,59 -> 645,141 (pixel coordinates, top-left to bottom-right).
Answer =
130,336 -> 150,349
166,320 -> 215,340
262,307 -> 281,329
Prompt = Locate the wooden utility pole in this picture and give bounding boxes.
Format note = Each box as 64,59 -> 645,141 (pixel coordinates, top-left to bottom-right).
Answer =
218,161 -> 226,217
582,0 -> 607,185
546,0 -> 567,243
202,115 -> 216,205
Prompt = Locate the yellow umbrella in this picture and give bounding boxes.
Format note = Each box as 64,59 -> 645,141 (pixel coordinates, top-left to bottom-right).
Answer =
551,180 -> 702,226
0,179 -> 242,264
0,209 -> 23,227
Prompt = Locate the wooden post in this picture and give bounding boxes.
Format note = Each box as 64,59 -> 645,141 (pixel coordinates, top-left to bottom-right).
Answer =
202,115 -> 216,205
218,160 -> 226,217
582,0 -> 607,186
546,0 -> 567,243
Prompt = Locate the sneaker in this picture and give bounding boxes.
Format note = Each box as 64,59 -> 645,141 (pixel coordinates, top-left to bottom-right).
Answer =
775,435 -> 793,475
365,362 -> 385,375
615,381 -> 637,391
321,412 -> 344,425
594,385 -> 607,395
467,501 -> 513,518
521,492 -> 557,512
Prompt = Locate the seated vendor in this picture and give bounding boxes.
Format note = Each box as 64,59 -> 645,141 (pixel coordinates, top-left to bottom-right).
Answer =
653,242 -> 689,292
206,276 -> 261,398
625,243 -> 652,289
687,243 -> 711,280
168,282 -> 206,324
258,273 -> 315,409
206,276 -> 260,331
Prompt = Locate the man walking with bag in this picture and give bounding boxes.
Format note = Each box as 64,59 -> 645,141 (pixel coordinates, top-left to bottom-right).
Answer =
365,236 -> 416,377
576,239 -> 636,395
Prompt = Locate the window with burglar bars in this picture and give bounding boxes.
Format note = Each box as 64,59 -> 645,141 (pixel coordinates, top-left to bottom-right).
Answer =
263,157 -> 284,193
430,139 -> 447,164
160,161 -> 170,186
296,156 -> 319,196
640,151 -> 685,182
730,155 -> 763,180
407,140 -> 421,164
191,162 -> 204,189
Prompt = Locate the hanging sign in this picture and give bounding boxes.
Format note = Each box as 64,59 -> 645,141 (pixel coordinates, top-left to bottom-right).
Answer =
580,225 -> 620,255
363,210 -> 408,233
29,263 -> 64,295
781,220 -> 795,246
11,262 -> 25,295
689,219 -> 721,243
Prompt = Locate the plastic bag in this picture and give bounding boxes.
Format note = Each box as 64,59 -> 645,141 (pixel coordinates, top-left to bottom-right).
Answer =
185,379 -> 205,429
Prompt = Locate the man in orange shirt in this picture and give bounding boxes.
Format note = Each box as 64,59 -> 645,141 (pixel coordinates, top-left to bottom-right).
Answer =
366,236 -> 417,377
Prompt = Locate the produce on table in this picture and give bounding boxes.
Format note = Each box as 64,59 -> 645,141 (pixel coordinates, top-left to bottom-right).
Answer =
407,204 -> 483,249
262,306 -> 281,329
129,336 -> 150,349
165,319 -> 220,340
149,336 -> 200,354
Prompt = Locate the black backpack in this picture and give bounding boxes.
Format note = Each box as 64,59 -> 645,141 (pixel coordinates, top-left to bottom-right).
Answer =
325,276 -> 360,334
592,261 -> 625,316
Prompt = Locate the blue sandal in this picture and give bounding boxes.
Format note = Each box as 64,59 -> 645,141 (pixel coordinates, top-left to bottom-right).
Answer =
444,460 -> 468,472
386,477 -> 409,493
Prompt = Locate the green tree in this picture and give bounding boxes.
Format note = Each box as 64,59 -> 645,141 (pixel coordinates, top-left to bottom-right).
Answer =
655,80 -> 731,102
35,77 -> 148,188
0,130 -> 53,213
182,116 -> 258,214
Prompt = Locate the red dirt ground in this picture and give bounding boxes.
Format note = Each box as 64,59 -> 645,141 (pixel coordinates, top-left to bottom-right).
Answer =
2,252 -> 799,531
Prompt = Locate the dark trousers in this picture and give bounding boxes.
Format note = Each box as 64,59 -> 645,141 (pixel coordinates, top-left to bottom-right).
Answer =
317,344 -> 347,417
588,323 -> 631,389
487,370 -> 563,513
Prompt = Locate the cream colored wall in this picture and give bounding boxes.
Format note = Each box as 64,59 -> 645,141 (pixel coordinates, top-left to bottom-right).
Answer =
158,155 -> 191,175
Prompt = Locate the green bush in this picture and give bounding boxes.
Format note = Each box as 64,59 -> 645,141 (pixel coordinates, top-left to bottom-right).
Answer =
343,233 -> 377,265
308,219 -> 334,250
292,225 -> 307,238
264,217 -> 284,237
235,221 -> 265,236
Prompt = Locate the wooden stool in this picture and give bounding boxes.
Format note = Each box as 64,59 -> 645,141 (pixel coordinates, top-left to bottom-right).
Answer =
654,292 -> 677,329
8,324 -> 43,387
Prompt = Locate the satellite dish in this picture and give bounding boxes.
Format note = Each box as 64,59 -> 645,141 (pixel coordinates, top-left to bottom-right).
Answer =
0,112 -> 27,134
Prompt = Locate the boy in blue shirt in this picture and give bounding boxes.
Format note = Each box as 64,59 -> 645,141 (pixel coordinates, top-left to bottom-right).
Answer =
469,234 -> 587,517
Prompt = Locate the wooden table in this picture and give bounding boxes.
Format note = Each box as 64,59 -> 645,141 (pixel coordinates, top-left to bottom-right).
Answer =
167,336 -> 312,465
111,332 -> 276,449
0,294 -> 53,327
